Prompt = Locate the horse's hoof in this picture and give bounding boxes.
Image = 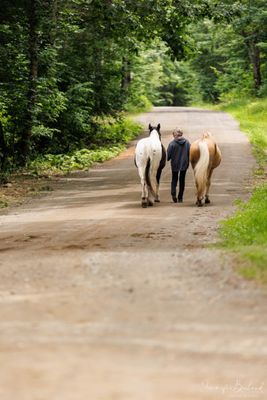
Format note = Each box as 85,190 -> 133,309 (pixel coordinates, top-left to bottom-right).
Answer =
141,198 -> 147,208
155,199 -> 160,203
205,198 -> 211,204
148,201 -> 154,207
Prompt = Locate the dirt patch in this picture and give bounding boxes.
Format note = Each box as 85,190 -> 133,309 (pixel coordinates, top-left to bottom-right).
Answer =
0,174 -> 57,211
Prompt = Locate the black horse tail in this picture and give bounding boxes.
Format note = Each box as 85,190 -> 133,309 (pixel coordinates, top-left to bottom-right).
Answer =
156,144 -> 166,184
145,157 -> 152,191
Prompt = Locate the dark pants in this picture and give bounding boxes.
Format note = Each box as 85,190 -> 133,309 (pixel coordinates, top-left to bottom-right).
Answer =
171,170 -> 186,200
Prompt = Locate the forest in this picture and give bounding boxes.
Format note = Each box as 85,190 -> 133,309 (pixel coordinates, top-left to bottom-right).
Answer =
0,0 -> 267,175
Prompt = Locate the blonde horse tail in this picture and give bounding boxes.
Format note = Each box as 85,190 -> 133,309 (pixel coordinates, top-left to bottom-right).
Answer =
194,140 -> 209,198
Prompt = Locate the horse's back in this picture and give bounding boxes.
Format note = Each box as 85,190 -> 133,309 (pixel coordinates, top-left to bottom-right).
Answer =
135,136 -> 162,171
136,136 -> 161,156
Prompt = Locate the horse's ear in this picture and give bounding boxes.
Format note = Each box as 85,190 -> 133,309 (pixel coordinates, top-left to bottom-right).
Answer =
148,123 -> 152,131
157,123 -> 160,131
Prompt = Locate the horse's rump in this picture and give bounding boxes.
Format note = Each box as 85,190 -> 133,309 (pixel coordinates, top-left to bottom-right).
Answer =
190,135 -> 221,170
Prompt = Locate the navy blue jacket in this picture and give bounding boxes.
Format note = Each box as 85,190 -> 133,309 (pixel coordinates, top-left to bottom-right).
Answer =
167,138 -> 190,172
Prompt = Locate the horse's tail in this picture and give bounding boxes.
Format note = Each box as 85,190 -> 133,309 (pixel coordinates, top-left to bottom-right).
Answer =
194,140 -> 210,198
156,144 -> 166,184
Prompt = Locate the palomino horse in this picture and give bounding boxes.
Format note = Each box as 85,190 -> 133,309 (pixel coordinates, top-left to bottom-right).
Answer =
135,123 -> 166,207
190,132 -> 221,206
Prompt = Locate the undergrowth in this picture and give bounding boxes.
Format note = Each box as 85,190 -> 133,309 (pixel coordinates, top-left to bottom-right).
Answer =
28,117 -> 142,175
29,146 -> 124,175
0,117 -> 142,207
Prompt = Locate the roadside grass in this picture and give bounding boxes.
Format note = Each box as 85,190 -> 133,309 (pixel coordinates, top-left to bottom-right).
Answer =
219,185 -> 267,283
217,98 -> 267,171
215,98 -> 267,283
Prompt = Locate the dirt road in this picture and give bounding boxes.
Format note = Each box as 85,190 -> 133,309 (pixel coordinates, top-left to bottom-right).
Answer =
0,107 -> 266,400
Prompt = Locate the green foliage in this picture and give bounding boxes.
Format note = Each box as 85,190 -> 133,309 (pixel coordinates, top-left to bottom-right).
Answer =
28,117 -> 142,175
1,0 -> 211,167
217,98 -> 267,168
125,43 -> 166,110
126,41 -> 202,108
0,199 -> 8,209
179,0 -> 267,103
1,0 -> 267,169
125,95 -> 152,114
220,185 -> 267,247
157,60 -> 202,106
29,146 -> 124,175
93,117 -> 142,145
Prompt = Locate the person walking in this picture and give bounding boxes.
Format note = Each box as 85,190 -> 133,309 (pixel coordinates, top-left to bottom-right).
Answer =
167,128 -> 190,203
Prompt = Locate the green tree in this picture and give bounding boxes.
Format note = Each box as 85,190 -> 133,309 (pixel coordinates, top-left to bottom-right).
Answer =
0,0 -> 216,169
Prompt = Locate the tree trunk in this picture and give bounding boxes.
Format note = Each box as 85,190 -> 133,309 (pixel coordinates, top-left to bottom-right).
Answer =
93,46 -> 104,114
241,29 -> 262,93
121,57 -> 131,93
0,121 -> 7,170
51,0 -> 58,39
20,0 -> 38,164
248,41 -> 261,92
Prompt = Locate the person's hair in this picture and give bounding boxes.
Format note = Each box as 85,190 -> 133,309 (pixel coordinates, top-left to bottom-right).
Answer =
173,128 -> 183,138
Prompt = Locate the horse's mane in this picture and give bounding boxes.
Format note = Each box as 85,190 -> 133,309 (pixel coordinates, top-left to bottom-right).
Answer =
201,131 -> 212,140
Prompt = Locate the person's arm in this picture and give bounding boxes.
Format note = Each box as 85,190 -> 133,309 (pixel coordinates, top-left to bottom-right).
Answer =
167,143 -> 172,161
186,141 -> 190,168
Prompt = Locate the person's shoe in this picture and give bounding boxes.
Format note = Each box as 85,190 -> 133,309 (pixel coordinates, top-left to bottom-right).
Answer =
178,198 -> 183,203
172,195 -> 177,203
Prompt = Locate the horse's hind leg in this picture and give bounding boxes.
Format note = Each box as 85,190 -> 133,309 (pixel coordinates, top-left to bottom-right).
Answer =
205,169 -> 213,204
195,180 -> 205,207
146,186 -> 154,206
139,172 -> 149,207
136,162 -> 148,207
140,178 -> 148,207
